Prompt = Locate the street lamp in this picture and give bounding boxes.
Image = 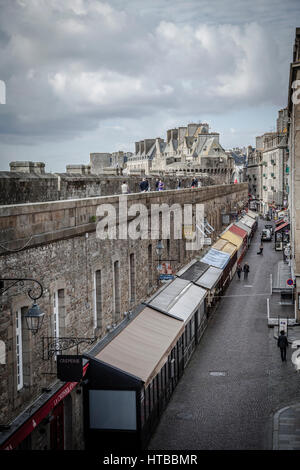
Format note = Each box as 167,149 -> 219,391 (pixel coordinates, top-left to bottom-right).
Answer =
24,302 -> 45,335
0,278 -> 45,334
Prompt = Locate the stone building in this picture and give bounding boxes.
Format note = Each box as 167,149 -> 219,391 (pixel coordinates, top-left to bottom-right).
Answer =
246,109 -> 288,214
287,27 -> 300,319
261,129 -> 288,215
247,137 -> 266,211
0,183 -> 248,449
126,123 -> 234,184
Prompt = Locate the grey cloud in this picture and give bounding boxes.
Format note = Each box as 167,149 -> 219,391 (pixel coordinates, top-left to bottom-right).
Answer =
0,0 -> 299,152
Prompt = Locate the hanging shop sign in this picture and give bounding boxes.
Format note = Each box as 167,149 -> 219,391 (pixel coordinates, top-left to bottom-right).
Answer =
57,355 -> 83,382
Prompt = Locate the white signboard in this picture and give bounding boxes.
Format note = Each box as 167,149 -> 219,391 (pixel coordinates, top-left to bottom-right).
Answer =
279,318 -> 288,334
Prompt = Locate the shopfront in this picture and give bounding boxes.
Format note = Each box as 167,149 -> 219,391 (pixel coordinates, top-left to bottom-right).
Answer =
201,248 -> 231,291
0,364 -> 88,450
212,239 -> 237,280
234,220 -> 252,246
194,266 -> 223,313
148,277 -> 208,366
83,306 -> 184,450
275,221 -> 290,251
227,224 -> 248,262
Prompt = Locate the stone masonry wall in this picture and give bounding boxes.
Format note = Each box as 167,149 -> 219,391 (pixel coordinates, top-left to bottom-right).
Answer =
0,173 -> 216,205
0,183 -> 248,429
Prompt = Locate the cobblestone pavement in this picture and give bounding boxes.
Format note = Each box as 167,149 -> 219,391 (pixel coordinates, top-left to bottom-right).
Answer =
148,217 -> 300,450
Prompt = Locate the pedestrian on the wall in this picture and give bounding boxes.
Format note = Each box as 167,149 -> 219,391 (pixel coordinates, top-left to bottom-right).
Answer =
139,178 -> 148,192
176,178 -> 181,190
243,262 -> 250,280
121,181 -> 129,194
158,179 -> 164,191
277,330 -> 288,362
237,263 -> 242,280
155,179 -> 159,191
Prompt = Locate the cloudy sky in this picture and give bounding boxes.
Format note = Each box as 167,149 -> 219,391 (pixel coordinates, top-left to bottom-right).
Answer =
0,0 -> 299,172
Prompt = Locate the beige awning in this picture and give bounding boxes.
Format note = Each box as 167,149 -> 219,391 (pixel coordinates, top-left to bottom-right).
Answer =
212,239 -> 228,251
247,210 -> 258,220
221,230 -> 243,250
95,307 -> 184,387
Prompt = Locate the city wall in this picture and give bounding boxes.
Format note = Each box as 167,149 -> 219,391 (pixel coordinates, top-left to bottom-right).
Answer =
0,173 -> 215,205
0,183 -> 248,426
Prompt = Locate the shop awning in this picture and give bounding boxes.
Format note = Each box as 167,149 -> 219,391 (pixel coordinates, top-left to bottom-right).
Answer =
148,278 -> 190,312
275,221 -> 289,233
1,363 -> 89,450
212,238 -> 237,258
200,248 -> 230,269
167,283 -> 207,320
148,277 -> 207,322
228,224 -> 248,241
220,230 -> 243,250
240,215 -> 256,228
235,220 -> 252,236
95,306 -> 184,387
247,210 -> 259,220
177,259 -> 210,282
196,266 -> 223,289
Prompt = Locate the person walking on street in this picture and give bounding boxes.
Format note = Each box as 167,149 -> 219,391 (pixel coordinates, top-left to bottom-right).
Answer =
277,330 -> 288,362
237,264 -> 242,280
257,243 -> 263,255
243,262 -> 250,280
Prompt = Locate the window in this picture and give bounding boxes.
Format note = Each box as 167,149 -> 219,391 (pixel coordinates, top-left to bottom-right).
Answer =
114,261 -> 120,319
16,309 -> 23,390
53,289 -> 65,357
94,270 -> 102,329
129,254 -> 135,303
148,244 -> 152,289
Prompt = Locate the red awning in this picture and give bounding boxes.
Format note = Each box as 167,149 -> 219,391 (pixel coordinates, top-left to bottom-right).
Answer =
1,363 -> 89,450
229,224 -> 247,240
275,222 -> 289,233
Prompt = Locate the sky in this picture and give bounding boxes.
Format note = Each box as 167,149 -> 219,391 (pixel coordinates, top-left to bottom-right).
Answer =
0,0 -> 299,172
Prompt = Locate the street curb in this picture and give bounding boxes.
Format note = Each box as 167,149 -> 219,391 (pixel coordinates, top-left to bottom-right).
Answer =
273,406 -> 291,450
272,404 -> 300,450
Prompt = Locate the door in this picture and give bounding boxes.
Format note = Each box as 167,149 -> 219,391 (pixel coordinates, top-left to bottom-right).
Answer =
50,402 -> 64,450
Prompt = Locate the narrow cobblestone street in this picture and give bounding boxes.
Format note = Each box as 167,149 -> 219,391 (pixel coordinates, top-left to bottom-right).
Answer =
148,218 -> 300,450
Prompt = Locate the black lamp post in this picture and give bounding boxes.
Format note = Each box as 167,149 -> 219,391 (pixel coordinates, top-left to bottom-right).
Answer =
0,278 -> 45,334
